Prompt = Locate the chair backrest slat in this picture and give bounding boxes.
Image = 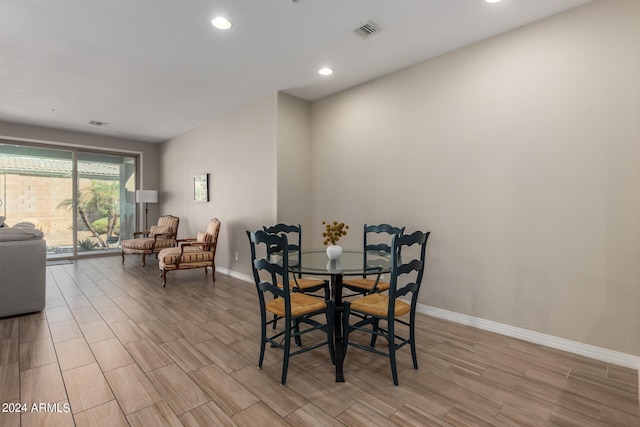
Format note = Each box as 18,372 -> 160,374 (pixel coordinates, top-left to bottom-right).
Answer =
263,223 -> 304,277
362,224 -> 405,278
248,230 -> 292,299
388,230 -> 430,313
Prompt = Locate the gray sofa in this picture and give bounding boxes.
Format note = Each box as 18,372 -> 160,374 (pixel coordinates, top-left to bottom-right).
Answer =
0,220 -> 46,318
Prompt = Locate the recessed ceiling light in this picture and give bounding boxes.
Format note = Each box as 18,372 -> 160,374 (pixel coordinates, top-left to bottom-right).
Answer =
211,16 -> 232,30
486,0 -> 503,3
318,67 -> 333,76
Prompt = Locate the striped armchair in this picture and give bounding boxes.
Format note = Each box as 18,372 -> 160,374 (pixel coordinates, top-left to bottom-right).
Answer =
158,218 -> 220,287
121,215 -> 180,266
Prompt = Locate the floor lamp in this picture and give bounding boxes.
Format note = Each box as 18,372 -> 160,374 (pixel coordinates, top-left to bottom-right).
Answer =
135,190 -> 158,230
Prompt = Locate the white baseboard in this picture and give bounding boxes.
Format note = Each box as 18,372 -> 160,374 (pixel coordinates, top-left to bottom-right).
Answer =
218,268 -> 639,370
416,304 -> 639,370
216,266 -> 253,284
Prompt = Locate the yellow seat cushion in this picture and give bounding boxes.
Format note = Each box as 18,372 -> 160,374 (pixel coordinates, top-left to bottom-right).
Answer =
349,293 -> 410,318
158,246 -> 213,269
121,237 -> 175,251
265,293 -> 327,317
121,237 -> 155,250
278,278 -> 327,291
342,277 -> 390,292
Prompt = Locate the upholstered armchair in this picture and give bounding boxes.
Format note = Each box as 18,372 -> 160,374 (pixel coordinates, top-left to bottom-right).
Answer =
121,215 -> 180,266
158,218 -> 220,287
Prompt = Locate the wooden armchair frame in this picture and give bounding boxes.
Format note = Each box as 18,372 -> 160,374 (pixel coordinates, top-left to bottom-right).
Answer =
158,218 -> 220,287
121,215 -> 180,266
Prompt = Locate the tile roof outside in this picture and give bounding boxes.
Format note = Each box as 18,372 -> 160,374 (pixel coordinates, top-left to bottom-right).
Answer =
0,156 -> 120,178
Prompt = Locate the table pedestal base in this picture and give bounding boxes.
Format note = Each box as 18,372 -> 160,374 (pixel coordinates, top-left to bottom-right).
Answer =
332,274 -> 345,382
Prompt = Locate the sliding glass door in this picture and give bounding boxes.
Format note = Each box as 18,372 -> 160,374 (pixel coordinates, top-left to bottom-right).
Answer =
76,152 -> 136,255
0,142 -> 137,259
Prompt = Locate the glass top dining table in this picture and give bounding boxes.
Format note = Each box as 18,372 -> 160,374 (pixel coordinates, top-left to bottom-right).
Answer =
287,250 -> 392,382
288,250 -> 392,277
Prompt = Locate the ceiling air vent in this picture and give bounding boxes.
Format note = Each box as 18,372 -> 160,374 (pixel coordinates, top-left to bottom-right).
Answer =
89,120 -> 109,127
352,21 -> 380,39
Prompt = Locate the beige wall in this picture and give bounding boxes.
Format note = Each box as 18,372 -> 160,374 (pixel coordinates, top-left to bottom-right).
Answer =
310,0 -> 640,355
276,93 -> 313,233
159,94 -> 279,278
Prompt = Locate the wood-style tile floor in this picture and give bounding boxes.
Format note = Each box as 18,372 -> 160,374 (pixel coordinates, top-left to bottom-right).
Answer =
0,256 -> 638,426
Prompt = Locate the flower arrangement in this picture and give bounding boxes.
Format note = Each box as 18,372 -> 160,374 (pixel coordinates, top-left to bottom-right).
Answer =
322,221 -> 349,246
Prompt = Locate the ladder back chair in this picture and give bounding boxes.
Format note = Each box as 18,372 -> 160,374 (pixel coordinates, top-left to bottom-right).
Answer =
343,230 -> 430,386
247,229 -> 335,385
342,223 -> 405,296
263,224 -> 330,300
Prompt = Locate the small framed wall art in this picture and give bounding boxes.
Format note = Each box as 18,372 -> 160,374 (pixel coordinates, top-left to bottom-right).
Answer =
193,173 -> 209,202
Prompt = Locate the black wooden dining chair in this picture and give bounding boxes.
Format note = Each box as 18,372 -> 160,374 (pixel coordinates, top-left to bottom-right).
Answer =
263,224 -> 330,300
247,230 -> 335,385
342,223 -> 405,297
343,230 -> 430,386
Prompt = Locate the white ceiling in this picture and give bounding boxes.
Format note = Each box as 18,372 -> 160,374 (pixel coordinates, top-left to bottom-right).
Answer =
0,0 -> 592,143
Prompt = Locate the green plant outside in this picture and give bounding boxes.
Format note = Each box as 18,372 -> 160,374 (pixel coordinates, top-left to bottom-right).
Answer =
57,180 -> 120,248
78,238 -> 99,251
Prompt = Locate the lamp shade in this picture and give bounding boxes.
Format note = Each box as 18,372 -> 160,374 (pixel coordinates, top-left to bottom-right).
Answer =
136,190 -> 158,203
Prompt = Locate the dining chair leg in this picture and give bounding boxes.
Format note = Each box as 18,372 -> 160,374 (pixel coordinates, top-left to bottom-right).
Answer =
389,321 -> 399,386
390,349 -> 399,386
293,319 -> 302,347
370,318 -> 379,348
258,313 -> 267,368
410,310 -> 418,370
281,318 -> 292,385
326,302 -> 336,365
